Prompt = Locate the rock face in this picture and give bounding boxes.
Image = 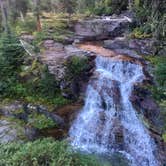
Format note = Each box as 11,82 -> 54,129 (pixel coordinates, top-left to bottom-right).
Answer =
41,40 -> 94,80
75,16 -> 132,41
131,84 -> 160,126
104,37 -> 155,56
41,40 -> 96,99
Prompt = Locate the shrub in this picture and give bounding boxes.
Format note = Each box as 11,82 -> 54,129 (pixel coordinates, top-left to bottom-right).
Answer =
0,138 -> 101,166
0,33 -> 25,98
15,16 -> 37,34
0,33 -> 24,77
65,56 -> 88,78
28,113 -> 56,130
130,27 -> 152,39
155,57 -> 166,87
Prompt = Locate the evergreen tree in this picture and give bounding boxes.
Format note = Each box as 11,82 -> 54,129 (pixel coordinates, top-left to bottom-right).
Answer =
0,33 -> 25,96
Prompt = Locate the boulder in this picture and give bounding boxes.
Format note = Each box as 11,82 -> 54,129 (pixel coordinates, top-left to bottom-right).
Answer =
0,101 -> 23,117
0,119 -> 37,143
20,35 -> 35,44
104,37 -> 155,56
75,16 -> 132,41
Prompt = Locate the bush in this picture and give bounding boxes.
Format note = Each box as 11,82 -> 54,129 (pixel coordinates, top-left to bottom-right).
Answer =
28,113 -> 56,130
0,138 -> 101,166
0,33 -> 25,98
155,57 -> 166,87
15,16 -> 37,34
65,56 -> 88,78
130,27 -> 152,39
0,33 -> 24,77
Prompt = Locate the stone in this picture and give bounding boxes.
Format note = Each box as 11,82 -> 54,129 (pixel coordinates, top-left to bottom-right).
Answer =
104,37 -> 129,50
104,37 -> 155,56
130,84 -> 160,127
0,101 -> 23,117
128,39 -> 155,55
21,35 -> 35,43
75,15 -> 132,41
0,119 -> 37,143
113,48 -> 140,58
0,120 -> 19,143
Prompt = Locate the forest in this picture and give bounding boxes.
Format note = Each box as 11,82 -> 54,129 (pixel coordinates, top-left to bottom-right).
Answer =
0,0 -> 166,166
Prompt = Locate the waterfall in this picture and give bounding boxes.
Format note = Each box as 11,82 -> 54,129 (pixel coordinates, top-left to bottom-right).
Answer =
69,56 -> 158,166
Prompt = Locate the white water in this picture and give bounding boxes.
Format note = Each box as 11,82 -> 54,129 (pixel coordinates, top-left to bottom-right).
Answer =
70,56 -> 158,166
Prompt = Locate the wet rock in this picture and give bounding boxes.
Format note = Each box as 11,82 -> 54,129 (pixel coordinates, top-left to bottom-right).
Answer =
56,103 -> 83,127
60,54 -> 95,100
91,76 -> 121,111
131,84 -> 160,126
113,119 -> 124,150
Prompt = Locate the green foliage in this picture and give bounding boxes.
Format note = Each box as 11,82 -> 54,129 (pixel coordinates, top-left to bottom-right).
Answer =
93,0 -> 112,16
28,113 -> 56,130
145,56 -> 166,102
15,16 -> 37,34
65,56 -> 88,78
24,95 -> 69,107
76,0 -> 128,15
0,33 -> 24,77
0,138 -> 101,166
0,32 -> 69,107
32,14 -> 73,45
163,133 -> 166,142
130,27 -> 152,39
146,56 -> 166,137
133,0 -> 166,53
0,33 -> 25,97
155,57 -> 166,87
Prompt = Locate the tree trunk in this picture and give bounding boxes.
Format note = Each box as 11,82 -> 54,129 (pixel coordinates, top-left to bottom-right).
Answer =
0,0 -> 9,32
36,13 -> 42,31
33,0 -> 42,31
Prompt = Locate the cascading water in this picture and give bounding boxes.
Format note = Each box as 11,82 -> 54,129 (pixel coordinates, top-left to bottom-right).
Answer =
69,56 -> 158,166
